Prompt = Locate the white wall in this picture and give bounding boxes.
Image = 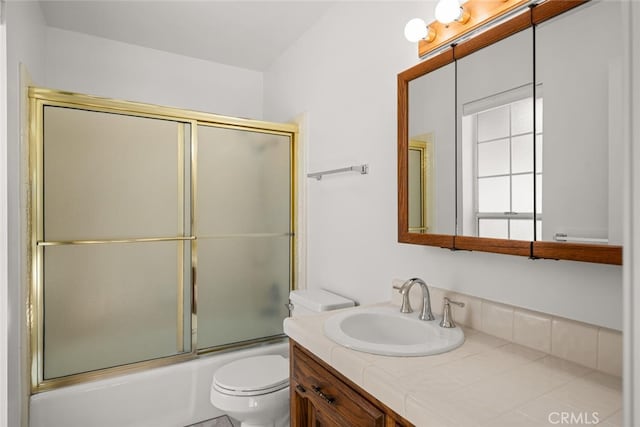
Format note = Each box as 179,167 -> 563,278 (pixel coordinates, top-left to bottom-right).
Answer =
625,1 -> 640,424
264,1 -> 623,330
45,28 -> 264,119
0,14 -> 7,427
6,2 -> 47,426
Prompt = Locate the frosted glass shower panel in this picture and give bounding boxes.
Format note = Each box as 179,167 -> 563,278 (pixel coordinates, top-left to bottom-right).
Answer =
43,107 -> 184,241
43,241 -> 191,379
196,237 -> 290,349
196,124 -> 292,350
197,125 -> 291,235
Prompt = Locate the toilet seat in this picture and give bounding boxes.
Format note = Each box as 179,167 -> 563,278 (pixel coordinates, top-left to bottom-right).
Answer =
213,355 -> 289,396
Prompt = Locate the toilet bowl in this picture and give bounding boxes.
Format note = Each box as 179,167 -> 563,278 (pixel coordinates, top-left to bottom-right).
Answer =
210,289 -> 355,426
210,355 -> 290,427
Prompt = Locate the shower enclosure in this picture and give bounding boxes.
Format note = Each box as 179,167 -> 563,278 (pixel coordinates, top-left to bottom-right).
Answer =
28,88 -> 296,392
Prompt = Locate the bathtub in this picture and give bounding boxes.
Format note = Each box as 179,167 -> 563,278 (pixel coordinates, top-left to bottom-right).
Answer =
29,341 -> 289,427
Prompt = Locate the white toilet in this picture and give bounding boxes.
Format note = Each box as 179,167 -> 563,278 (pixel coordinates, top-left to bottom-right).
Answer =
210,289 -> 355,427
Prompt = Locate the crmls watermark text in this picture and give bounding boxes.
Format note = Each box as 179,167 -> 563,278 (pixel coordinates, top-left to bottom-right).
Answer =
548,412 -> 600,425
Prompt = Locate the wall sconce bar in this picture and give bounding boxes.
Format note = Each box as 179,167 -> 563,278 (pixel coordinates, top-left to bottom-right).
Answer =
417,0 -> 533,58
307,164 -> 369,180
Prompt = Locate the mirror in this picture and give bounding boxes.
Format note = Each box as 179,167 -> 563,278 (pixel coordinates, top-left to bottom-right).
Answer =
535,0 -> 623,247
407,62 -> 456,235
398,1 -> 623,264
457,28 -> 535,241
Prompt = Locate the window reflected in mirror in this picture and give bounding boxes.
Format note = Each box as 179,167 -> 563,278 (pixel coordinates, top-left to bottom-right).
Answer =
461,89 -> 542,240
456,27 -> 534,240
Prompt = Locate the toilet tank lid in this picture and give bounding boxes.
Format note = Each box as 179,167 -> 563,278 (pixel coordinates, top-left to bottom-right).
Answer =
289,289 -> 355,312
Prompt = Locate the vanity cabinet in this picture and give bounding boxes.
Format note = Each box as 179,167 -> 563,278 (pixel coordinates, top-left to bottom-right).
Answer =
290,341 -> 413,427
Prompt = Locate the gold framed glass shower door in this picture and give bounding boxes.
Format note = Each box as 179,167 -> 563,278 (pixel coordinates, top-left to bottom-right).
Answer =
29,88 -> 298,392
31,95 -> 194,389
195,125 -> 293,351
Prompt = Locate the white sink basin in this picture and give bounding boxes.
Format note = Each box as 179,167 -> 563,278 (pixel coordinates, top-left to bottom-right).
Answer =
324,305 -> 464,356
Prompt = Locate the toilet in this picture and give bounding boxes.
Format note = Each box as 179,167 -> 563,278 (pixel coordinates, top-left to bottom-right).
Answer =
210,289 -> 355,427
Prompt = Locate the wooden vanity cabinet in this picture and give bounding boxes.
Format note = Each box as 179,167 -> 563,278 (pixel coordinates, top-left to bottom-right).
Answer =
290,341 -> 413,427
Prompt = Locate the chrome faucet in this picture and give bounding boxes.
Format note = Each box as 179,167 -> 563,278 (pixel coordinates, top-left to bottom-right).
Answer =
395,278 -> 435,321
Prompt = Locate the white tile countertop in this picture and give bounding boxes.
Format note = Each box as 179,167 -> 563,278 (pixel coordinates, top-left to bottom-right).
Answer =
283,302 -> 622,427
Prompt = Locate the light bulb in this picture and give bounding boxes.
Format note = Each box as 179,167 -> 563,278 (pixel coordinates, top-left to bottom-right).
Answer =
404,18 -> 428,42
434,0 -> 462,25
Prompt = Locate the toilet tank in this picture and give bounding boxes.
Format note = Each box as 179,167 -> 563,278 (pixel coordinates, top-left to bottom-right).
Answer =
288,289 -> 355,317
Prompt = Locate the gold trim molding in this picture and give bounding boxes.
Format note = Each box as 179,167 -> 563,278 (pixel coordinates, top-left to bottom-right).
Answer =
29,87 -> 298,134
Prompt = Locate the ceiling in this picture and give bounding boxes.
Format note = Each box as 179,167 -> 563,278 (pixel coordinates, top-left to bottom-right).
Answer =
39,1 -> 335,71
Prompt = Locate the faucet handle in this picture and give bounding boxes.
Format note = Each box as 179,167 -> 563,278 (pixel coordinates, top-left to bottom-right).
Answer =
440,297 -> 465,328
444,297 -> 465,308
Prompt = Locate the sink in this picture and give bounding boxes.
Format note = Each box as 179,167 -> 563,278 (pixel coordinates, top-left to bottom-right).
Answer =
324,305 -> 464,357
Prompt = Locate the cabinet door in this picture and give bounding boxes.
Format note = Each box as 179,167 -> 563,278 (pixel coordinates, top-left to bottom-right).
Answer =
292,385 -> 339,427
309,404 -> 342,427
292,346 -> 385,427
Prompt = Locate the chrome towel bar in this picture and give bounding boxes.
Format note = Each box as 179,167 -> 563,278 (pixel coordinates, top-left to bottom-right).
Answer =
307,164 -> 369,180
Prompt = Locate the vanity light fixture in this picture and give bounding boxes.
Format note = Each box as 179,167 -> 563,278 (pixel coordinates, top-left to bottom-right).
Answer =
434,0 -> 470,25
404,18 -> 437,43
404,0 -> 531,57
404,0 -> 469,43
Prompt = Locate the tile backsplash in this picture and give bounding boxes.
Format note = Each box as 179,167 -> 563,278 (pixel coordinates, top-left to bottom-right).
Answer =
391,279 -> 622,377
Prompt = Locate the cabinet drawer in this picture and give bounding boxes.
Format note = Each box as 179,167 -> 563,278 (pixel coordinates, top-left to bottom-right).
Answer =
292,346 -> 385,427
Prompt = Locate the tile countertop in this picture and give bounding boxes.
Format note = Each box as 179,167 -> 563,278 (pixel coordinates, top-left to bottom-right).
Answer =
283,303 -> 622,427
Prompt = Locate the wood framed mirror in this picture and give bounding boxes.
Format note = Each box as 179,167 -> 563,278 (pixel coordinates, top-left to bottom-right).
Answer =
398,0 -> 623,265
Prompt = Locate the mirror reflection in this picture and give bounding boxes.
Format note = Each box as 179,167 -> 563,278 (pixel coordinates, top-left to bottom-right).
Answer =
535,0 -> 623,245
408,138 -> 431,232
408,62 -> 456,235
457,28 -> 535,240
460,90 -> 542,240
400,0 -> 624,263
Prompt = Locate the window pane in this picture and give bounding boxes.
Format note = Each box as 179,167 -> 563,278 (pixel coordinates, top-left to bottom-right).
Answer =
43,241 -> 190,379
478,176 -> 510,212
510,219 -> 533,240
512,173 -> 534,212
536,134 -> 543,173
478,139 -> 509,177
536,220 -> 542,240
43,107 -> 183,241
511,134 -> 534,174
197,237 -> 290,350
536,97 -> 543,133
198,126 -> 291,235
478,219 -> 508,239
536,174 -> 543,214
477,105 -> 510,142
511,97 -> 534,135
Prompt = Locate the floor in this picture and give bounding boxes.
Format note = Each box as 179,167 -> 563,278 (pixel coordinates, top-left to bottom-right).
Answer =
186,415 -> 234,427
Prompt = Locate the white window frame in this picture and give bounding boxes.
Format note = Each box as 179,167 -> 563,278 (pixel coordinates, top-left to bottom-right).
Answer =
463,85 -> 542,240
